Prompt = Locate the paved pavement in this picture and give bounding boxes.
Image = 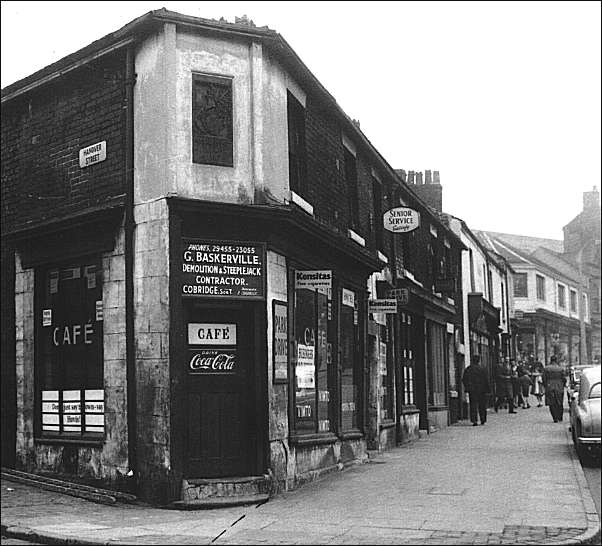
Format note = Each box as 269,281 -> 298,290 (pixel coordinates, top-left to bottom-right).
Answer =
1,403 -> 599,545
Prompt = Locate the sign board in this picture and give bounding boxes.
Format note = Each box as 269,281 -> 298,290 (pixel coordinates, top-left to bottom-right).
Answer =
42,309 -> 52,327
388,288 -> 410,305
296,344 -> 315,389
435,278 -> 456,293
514,310 -> 524,320
188,348 -> 237,374
188,323 -> 236,345
295,270 -> 332,298
273,301 -> 288,383
182,240 -> 265,299
79,141 -> 106,168
368,299 -> 398,314
383,207 -> 420,234
342,288 -> 355,308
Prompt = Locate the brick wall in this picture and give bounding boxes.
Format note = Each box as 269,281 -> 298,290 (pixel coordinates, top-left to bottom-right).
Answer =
1,52 -> 127,234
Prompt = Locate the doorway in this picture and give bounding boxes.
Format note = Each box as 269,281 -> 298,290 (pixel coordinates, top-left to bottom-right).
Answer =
184,303 -> 258,478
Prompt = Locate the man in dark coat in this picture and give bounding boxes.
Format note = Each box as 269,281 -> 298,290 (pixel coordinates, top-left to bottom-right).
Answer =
494,357 -> 516,413
462,353 -> 491,426
543,355 -> 566,422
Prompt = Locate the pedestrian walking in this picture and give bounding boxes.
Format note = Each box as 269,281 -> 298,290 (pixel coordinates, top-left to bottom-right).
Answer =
531,360 -> 545,407
494,357 -> 516,413
511,361 -> 523,409
518,366 -> 532,408
543,355 -> 566,422
462,353 -> 491,426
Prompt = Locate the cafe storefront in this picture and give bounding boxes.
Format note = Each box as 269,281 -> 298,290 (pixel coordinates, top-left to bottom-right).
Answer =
168,199 -> 381,499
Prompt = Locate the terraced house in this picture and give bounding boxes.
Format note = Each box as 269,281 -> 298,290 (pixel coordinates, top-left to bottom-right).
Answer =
1,9 -> 463,505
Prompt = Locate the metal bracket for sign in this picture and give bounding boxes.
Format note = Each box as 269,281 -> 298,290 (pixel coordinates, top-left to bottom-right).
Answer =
181,239 -> 267,300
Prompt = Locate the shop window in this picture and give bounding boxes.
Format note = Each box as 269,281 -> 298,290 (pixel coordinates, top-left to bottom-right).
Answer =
340,287 -> 360,431
427,322 -> 447,407
400,313 -> 415,406
379,319 -> 395,420
192,74 -> 233,167
287,91 -> 307,197
558,284 -> 566,309
293,285 -> 332,434
536,274 -> 545,301
36,258 -> 104,438
514,273 -> 528,298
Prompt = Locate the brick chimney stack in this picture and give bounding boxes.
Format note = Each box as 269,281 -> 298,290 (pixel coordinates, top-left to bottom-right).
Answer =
583,186 -> 600,211
400,169 -> 443,212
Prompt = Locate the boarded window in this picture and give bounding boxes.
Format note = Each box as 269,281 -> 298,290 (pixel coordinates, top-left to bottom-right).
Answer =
287,91 -> 307,196
192,74 -> 233,167
558,284 -> 566,308
343,147 -> 359,230
570,290 -> 577,312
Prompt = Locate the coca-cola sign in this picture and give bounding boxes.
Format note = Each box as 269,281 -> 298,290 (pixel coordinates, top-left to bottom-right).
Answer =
188,348 -> 237,374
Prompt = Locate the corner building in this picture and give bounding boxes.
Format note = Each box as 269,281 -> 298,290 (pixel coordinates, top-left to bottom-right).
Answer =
1,9 -> 462,503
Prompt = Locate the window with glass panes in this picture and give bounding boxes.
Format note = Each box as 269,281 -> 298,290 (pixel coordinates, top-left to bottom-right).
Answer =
293,282 -> 332,434
343,147 -> 359,231
340,287 -> 360,431
570,289 -> 577,312
287,91 -> 307,196
514,273 -> 528,298
379,318 -> 395,420
36,258 -> 104,438
558,284 -> 566,309
536,275 -> 546,301
400,312 -> 415,406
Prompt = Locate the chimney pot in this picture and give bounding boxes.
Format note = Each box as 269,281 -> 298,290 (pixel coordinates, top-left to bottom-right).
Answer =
416,172 -> 423,185
433,171 -> 440,184
425,170 -> 432,184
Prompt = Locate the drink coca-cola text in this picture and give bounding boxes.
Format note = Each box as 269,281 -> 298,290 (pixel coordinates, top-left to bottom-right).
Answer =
189,352 -> 236,372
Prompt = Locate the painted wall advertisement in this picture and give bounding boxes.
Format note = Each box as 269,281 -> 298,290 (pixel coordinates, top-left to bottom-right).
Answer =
182,240 -> 265,298
273,301 -> 288,383
188,348 -> 237,374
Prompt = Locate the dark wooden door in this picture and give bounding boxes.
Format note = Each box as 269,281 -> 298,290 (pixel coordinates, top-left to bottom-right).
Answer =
185,306 -> 255,477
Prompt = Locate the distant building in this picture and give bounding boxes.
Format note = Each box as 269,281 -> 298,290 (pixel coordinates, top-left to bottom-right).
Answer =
477,233 -> 591,368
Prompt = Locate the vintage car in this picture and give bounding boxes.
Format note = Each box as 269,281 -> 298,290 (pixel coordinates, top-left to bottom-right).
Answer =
569,366 -> 601,458
567,364 -> 594,406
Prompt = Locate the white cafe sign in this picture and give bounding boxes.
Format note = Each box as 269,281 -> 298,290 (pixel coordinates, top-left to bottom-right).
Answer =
383,207 -> 420,234
188,323 -> 237,345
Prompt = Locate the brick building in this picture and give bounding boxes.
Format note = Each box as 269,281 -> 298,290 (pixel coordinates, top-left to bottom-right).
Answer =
1,9 -> 463,504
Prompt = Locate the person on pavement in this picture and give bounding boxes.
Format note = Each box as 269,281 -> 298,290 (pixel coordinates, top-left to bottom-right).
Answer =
518,366 -> 532,409
511,361 -> 523,409
530,360 -> 545,407
462,353 -> 491,426
494,357 -> 516,413
543,355 -> 566,422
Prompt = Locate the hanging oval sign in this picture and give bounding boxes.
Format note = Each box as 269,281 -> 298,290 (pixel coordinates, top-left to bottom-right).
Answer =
383,207 -> 420,233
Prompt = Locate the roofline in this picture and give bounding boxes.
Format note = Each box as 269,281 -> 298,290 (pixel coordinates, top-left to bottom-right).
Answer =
1,7 -> 458,242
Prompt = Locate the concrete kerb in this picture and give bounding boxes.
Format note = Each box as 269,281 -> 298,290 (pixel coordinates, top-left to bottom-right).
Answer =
550,426 -> 601,545
1,523 -> 105,546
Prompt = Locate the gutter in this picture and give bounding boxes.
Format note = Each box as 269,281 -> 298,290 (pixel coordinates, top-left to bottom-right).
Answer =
124,43 -> 137,487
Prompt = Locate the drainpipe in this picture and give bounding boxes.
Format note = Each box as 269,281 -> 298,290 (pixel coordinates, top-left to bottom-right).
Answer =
124,43 -> 137,488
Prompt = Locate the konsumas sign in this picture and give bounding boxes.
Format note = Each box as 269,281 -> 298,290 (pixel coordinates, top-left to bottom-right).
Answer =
181,240 -> 266,299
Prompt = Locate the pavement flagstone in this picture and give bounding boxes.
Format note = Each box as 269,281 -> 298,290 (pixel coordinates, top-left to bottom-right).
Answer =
1,404 -> 599,545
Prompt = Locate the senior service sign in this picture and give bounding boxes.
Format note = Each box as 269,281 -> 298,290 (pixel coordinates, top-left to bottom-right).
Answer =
182,240 -> 265,299
383,207 -> 420,234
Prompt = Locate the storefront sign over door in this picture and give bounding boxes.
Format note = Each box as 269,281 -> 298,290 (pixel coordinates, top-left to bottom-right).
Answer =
181,240 -> 265,299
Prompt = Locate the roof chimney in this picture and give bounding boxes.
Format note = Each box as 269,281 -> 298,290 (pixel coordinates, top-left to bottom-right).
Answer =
409,169 -> 443,212
408,170 -> 415,184
583,186 -> 600,211
416,172 -> 423,185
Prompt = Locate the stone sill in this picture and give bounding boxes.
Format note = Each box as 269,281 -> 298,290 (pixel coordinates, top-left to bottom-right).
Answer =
34,437 -> 104,447
379,420 -> 396,430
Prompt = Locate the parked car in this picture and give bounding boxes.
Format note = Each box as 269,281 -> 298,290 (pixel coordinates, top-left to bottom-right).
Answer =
567,364 -> 593,406
569,366 -> 601,458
